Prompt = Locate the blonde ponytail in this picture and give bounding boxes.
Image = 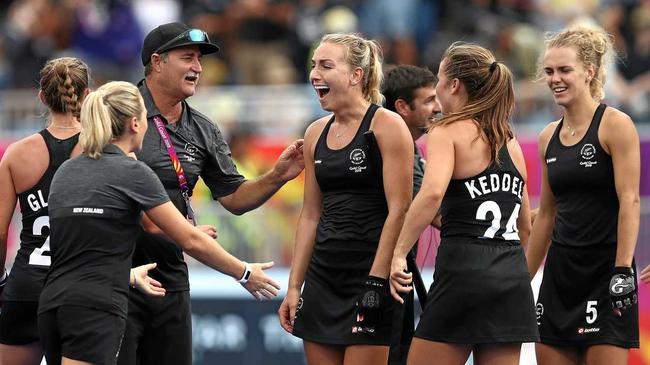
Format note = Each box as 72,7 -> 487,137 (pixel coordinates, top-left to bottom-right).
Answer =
80,81 -> 143,159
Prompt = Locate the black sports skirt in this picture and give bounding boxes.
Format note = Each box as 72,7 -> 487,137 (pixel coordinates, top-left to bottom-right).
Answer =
536,242 -> 639,348
415,239 -> 539,344
292,240 -> 395,346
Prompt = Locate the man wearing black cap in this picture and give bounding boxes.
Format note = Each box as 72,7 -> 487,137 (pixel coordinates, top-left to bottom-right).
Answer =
118,22 -> 305,365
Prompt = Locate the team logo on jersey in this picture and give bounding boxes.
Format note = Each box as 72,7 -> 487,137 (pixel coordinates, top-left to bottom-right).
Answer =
184,142 -> 198,162
535,303 -> 544,325
545,157 -> 557,164
350,149 -> 365,165
349,148 -> 367,173
580,144 -> 595,159
185,142 -> 197,155
579,143 -> 598,168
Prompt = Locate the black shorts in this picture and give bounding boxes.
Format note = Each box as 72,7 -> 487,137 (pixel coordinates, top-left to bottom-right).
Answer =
415,241 -> 539,344
38,305 -> 126,365
536,243 -> 639,348
0,300 -> 40,345
292,241 -> 396,346
117,290 -> 192,365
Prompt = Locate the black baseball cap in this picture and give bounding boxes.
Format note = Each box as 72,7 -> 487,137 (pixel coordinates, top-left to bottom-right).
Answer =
141,22 -> 219,66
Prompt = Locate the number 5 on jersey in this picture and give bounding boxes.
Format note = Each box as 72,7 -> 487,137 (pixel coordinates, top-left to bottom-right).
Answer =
29,216 -> 51,266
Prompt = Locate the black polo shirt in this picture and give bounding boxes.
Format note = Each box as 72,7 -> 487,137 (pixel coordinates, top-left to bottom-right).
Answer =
40,144 -> 170,318
133,80 -> 245,291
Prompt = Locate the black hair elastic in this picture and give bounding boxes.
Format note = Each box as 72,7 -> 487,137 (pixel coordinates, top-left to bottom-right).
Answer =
490,61 -> 498,73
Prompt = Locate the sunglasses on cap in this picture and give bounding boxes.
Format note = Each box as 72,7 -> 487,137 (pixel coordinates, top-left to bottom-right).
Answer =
154,29 -> 210,54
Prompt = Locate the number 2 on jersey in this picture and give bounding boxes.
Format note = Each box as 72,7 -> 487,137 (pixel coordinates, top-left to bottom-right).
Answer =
475,201 -> 521,240
29,216 -> 51,266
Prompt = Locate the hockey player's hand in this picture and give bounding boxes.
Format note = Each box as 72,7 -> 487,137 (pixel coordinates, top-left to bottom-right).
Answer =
243,262 -> 281,301
197,224 -> 217,239
610,266 -> 637,316
278,287 -> 300,333
352,276 -> 388,335
390,255 -> 412,303
131,263 -> 166,297
640,264 -> 650,284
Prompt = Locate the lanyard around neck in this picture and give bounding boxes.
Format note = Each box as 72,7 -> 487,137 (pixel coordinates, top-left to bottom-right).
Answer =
152,115 -> 197,225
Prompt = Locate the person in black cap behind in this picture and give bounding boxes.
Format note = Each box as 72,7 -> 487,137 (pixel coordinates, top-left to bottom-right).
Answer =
117,22 -> 305,365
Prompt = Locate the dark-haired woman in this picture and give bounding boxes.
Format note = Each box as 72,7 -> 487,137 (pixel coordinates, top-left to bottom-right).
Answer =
390,43 -> 538,365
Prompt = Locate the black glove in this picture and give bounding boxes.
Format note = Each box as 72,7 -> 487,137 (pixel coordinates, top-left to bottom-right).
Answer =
610,266 -> 637,314
352,276 -> 388,335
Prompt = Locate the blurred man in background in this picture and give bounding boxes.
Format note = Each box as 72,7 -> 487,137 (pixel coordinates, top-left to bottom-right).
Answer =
382,64 -> 440,365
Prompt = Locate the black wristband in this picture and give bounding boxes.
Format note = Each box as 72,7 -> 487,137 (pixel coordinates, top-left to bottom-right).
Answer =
613,266 -> 634,275
365,275 -> 387,287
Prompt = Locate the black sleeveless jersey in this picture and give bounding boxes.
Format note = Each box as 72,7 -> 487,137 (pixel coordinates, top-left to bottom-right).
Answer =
545,104 -> 618,247
440,144 -> 524,244
314,104 -> 388,244
3,129 -> 79,301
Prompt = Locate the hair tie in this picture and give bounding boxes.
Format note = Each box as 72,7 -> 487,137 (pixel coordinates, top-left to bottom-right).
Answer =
99,91 -> 110,105
490,61 -> 498,73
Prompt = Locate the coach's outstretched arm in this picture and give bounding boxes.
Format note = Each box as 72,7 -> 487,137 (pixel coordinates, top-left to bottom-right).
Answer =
145,201 -> 280,300
218,139 -> 305,215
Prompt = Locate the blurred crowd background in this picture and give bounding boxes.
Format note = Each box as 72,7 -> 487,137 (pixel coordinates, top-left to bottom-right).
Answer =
0,0 -> 649,269
2,0 -> 650,123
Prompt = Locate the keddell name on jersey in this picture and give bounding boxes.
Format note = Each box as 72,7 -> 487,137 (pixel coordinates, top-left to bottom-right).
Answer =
464,173 -> 523,200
